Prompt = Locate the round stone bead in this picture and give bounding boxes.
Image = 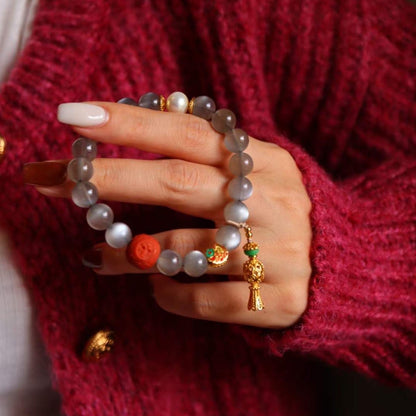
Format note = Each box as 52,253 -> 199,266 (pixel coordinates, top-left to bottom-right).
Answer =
166,91 -> 189,113
72,182 -> 98,208
72,137 -> 97,161
157,249 -> 182,276
229,153 -> 253,177
86,203 -> 114,230
191,96 -> 216,120
211,109 -> 236,133
105,222 -> 132,248
215,225 -> 241,251
183,250 -> 208,278
138,92 -> 162,110
67,157 -> 94,182
224,129 -> 249,153
224,201 -> 249,223
228,177 -> 253,201
118,97 -> 138,106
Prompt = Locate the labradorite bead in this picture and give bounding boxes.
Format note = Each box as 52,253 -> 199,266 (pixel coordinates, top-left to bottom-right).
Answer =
117,97 -> 138,106
229,152 -> 253,177
227,177 -> 253,201
72,182 -> 98,208
157,250 -> 182,276
105,222 -> 132,248
138,92 -> 162,110
87,203 -> 114,230
215,225 -> 241,251
192,96 -> 216,120
211,109 -> 236,133
224,201 -> 249,223
67,157 -> 94,182
183,250 -> 208,277
224,129 -> 249,153
72,137 -> 97,161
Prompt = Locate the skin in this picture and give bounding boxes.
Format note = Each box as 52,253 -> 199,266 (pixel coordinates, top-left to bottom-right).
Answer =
36,102 -> 313,329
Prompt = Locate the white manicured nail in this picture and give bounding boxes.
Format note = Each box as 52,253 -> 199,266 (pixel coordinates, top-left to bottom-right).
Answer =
57,103 -> 109,127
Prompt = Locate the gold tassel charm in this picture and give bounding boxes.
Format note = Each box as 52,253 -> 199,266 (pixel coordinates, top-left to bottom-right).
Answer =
242,229 -> 265,311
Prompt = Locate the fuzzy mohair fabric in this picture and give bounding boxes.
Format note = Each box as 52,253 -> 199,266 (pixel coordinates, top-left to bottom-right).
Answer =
0,0 -> 415,414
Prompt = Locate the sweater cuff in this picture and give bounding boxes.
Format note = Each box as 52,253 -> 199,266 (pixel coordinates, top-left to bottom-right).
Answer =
234,137 -> 416,389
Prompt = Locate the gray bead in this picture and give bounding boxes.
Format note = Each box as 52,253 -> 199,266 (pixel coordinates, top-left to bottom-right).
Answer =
72,182 -> 98,208
215,225 -> 241,251
224,201 -> 249,223
227,177 -> 253,201
72,137 -> 97,161
211,109 -> 236,133
183,250 -> 208,277
229,153 -> 253,176
67,157 -> 94,182
192,96 -> 216,120
138,92 -> 161,111
157,250 -> 182,276
105,222 -> 132,248
118,97 -> 138,106
87,203 -> 114,230
224,129 -> 249,153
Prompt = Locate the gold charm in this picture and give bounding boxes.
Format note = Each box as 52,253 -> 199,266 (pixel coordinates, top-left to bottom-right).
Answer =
206,243 -> 229,267
242,231 -> 265,311
243,256 -> 265,311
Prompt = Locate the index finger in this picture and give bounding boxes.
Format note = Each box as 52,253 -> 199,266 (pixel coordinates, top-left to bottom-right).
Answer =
59,101 -> 232,166
57,101 -> 272,169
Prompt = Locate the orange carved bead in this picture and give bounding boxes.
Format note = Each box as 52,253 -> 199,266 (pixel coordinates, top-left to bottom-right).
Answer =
126,234 -> 161,269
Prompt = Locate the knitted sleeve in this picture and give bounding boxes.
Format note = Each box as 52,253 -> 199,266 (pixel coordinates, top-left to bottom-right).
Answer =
240,146 -> 416,389
234,0 -> 416,389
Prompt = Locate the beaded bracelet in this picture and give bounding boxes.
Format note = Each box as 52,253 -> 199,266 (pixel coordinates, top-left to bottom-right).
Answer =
68,92 -> 264,311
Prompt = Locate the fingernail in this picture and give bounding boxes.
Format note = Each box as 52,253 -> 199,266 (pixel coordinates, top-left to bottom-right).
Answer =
23,161 -> 67,186
82,248 -> 103,269
57,103 -> 109,127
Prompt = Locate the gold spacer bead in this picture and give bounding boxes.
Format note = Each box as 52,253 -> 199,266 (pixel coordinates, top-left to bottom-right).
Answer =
0,136 -> 6,162
82,329 -> 115,362
188,97 -> 195,114
160,96 -> 166,111
244,225 -> 253,241
243,242 -> 259,252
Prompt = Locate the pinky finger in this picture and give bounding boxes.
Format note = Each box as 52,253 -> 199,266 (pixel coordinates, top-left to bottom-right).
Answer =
150,276 -> 299,328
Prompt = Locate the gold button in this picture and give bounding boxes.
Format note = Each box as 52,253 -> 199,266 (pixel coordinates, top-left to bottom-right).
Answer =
82,329 -> 115,362
0,136 -> 6,162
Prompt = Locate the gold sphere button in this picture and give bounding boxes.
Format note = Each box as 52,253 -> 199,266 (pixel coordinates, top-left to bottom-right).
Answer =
0,136 -> 6,162
82,329 -> 115,362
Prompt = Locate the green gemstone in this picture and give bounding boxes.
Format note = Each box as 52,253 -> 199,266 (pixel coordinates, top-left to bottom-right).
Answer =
244,248 -> 259,257
206,248 -> 215,258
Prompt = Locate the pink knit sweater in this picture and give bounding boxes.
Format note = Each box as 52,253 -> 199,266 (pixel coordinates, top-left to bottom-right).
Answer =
0,0 -> 415,414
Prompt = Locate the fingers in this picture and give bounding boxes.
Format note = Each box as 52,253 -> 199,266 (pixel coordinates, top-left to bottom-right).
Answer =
149,277 -> 307,328
68,102 -> 229,166
91,228 -> 241,276
60,102 -> 270,169
37,158 -> 230,219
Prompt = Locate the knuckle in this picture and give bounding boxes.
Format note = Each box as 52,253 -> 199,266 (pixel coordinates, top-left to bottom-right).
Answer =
164,230 -> 196,256
162,160 -> 201,201
93,159 -> 119,190
279,187 -> 311,217
188,290 -> 215,319
181,115 -> 211,152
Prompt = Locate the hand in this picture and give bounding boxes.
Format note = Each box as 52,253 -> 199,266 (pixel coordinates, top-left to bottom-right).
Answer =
36,102 -> 312,329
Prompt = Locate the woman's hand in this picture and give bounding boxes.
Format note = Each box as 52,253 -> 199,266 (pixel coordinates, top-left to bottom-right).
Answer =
34,101 -> 312,329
